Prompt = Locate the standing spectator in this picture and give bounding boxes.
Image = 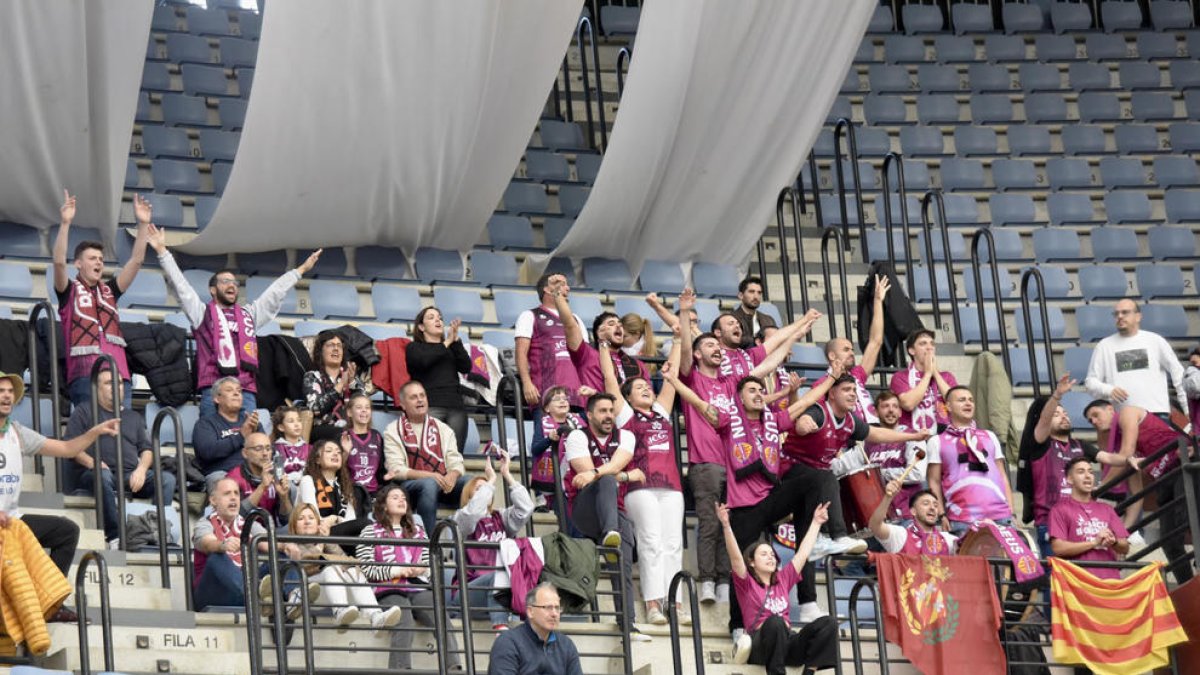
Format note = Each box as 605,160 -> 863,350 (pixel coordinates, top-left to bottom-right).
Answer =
382,381 -> 469,530
1181,346 -> 1200,430
515,272 -> 585,409
226,431 -> 293,522
1049,458 -> 1130,580
488,583 -> 583,675
66,369 -> 177,546
889,329 -> 958,432
270,405 -> 310,486
298,439 -> 370,540
149,224 -> 322,417
342,393 -> 387,497
619,313 -> 658,361
529,386 -> 585,498
406,307 -> 471,444
53,190 -> 151,408
553,291 -> 648,393
1084,299 -> 1187,417
304,330 -> 367,441
193,377 -> 261,488
815,275 -> 890,423
863,391 -> 927,524
731,277 -> 777,350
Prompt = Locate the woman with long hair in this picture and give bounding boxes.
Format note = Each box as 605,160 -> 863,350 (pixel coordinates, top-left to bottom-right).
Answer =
297,439 -> 371,544
303,330 -> 367,441
405,306 -> 471,444
341,392 -> 387,498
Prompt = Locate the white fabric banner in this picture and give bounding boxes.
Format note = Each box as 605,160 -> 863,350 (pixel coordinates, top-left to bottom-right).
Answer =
0,0 -> 151,242
184,0 -> 582,257
547,0 -> 874,275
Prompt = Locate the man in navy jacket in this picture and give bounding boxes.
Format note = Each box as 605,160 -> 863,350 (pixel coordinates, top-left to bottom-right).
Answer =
488,582 -> 582,675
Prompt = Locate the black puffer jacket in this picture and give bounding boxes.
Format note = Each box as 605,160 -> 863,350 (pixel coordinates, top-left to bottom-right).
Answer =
336,324 -> 381,370
256,334 -> 313,410
122,322 -> 193,406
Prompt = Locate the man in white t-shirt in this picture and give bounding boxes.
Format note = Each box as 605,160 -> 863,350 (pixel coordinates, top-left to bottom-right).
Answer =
514,272 -> 589,409
869,479 -> 957,555
1084,299 -> 1186,417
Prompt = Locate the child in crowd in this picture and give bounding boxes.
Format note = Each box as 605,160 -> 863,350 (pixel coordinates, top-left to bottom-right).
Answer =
342,393 -> 387,499
271,405 -> 311,486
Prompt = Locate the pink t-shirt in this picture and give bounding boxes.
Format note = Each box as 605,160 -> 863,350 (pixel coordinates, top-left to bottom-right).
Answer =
1048,497 -> 1128,580
570,342 -> 649,392
679,369 -> 738,466
732,561 -> 801,632
813,365 -> 878,423
718,408 -> 793,509
718,345 -> 767,380
889,366 -> 958,430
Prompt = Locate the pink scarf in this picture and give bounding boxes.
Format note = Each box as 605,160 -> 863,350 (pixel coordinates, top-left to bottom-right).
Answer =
728,402 -> 780,484
974,521 -> 1044,583
209,514 -> 244,567
944,422 -> 990,471
207,301 -> 258,375
395,414 -> 445,475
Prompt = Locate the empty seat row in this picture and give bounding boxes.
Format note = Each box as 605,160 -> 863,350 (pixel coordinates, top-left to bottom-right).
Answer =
133,127 -> 239,162
896,1 -> 1192,36
896,122 -> 1196,157
859,61 -> 1200,94
152,5 -> 261,40
522,151 -> 603,185
852,91 -> 1186,126
138,93 -> 246,130
870,31 -> 1197,64
940,155 -> 1200,191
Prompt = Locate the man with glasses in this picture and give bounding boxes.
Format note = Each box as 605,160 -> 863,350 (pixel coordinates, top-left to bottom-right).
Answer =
148,225 -> 323,417
1084,299 -> 1187,420
226,431 -> 293,522
488,582 -> 582,675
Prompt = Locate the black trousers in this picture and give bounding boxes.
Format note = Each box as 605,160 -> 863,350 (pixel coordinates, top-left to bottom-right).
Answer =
24,514 -> 80,576
749,615 -> 838,674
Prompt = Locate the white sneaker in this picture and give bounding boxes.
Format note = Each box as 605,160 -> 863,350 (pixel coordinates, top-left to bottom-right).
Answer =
698,580 -> 717,604
334,606 -> 360,626
285,582 -> 322,621
646,606 -> 668,625
370,606 -> 403,630
732,633 -> 752,664
798,602 -> 829,624
630,630 -> 652,643
831,535 -> 869,555
601,531 -> 622,564
715,582 -> 730,604
674,605 -> 692,626
106,539 -> 121,550
809,535 -> 838,561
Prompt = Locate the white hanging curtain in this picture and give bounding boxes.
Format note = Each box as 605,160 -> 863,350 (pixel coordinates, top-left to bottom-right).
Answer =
547,0 -> 874,276
184,0 -> 583,257
0,0 -> 152,242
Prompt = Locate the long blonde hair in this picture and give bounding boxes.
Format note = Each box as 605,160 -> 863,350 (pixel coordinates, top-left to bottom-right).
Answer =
620,313 -> 657,358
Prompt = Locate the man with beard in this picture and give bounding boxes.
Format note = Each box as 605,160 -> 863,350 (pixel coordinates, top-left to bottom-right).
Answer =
1049,458 -> 1130,579
1084,299 -> 1186,418
863,391 -> 927,524
815,275 -> 890,424
730,277 -> 776,349
869,480 -> 957,556
889,330 -> 958,432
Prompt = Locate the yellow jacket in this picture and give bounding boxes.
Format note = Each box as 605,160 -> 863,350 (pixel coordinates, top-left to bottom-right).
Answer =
0,517 -> 71,655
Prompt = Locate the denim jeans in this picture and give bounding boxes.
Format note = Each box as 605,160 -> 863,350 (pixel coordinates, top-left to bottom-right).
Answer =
77,467 -> 177,542
400,475 -> 468,532
465,571 -> 509,625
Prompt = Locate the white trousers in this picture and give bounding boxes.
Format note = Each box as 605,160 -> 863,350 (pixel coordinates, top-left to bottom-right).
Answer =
624,488 -> 685,603
312,564 -> 383,611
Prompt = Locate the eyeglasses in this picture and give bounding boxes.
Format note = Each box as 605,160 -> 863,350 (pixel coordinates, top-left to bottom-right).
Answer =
214,277 -> 238,286
529,603 -> 561,613
549,395 -> 570,402
245,444 -> 272,453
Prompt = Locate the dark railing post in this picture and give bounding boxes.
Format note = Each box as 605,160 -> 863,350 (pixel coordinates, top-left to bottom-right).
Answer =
920,190 -> 962,342
575,17 -> 608,152
495,375 -> 533,536
431,519 -> 477,675
616,47 -> 631,97
1018,268 -> 1056,397
89,355 -> 124,550
242,508 -> 282,675
151,408 -> 190,603
849,580 -> 889,675
969,229 -> 1012,375
76,551 -> 115,675
755,240 -> 769,301
833,118 -> 868,260
26,302 -> 61,483
820,229 -> 853,340
775,188 -> 799,324
667,571 -> 704,675
880,152 -> 915,299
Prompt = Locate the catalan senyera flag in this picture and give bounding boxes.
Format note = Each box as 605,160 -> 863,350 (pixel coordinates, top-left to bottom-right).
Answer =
1050,558 -> 1190,675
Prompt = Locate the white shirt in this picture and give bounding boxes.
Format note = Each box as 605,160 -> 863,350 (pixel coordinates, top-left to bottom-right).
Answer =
513,306 -> 585,337
562,428 -> 634,476
0,421 -> 47,518
1084,329 -> 1186,414
879,524 -> 958,554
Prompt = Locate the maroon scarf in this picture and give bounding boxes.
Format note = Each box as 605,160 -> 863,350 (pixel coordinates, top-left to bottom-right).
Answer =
395,414 -> 446,474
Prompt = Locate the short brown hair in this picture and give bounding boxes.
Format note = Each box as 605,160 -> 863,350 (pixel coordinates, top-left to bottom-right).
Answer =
73,240 -> 103,260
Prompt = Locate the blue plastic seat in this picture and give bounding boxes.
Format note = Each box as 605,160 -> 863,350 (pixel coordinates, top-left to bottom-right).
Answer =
917,64 -> 960,93
990,193 -> 1039,225
539,120 -> 588,151
433,286 -> 486,324
582,257 -> 633,291
1059,391 -> 1093,427
0,223 -> 43,259
1068,62 -> 1113,92
971,94 -> 1015,123
968,63 -> 1014,92
1169,61 -> 1200,92
1048,192 -> 1098,224
984,34 -> 1028,61
238,251 -> 289,276
1137,30 -> 1180,58
1075,305 -> 1116,341
153,4 -> 183,32
193,195 -> 219,231
989,227 -> 1026,260
470,250 -> 519,286
613,296 -> 663,330
308,280 -> 359,319
884,36 -> 927,63
1089,227 -> 1143,261
1132,92 -> 1177,121
1032,228 -> 1085,261
359,323 -> 408,342
1119,61 -> 1164,90
1062,124 -> 1108,155
135,91 -> 153,122
913,265 -> 954,302
1006,125 -> 1051,156
1101,1 -> 1144,31
1077,92 -> 1123,122
140,126 -> 192,159
934,35 -> 978,62
940,157 -> 986,190
1146,225 -> 1198,259
492,289 -> 536,327
355,247 -> 407,281
638,260 -> 685,294
524,151 -> 571,183
145,193 -> 184,228
1047,157 -> 1095,190
1025,93 -> 1071,122
218,98 -> 246,130
543,217 -> 574,249
1010,347 -> 1054,386
993,158 -> 1041,190
141,62 -> 173,92
1064,346 -> 1093,380
599,5 -> 640,35
864,95 -> 908,125
827,160 -> 879,191
1152,156 -> 1200,188
874,195 -> 923,227
219,37 -> 257,68
959,304 -> 1004,343
503,182 -> 549,216
1051,2 -> 1094,33
414,247 -> 464,282
161,94 -> 211,127
854,128 -> 893,157
235,66 -> 253,96
125,158 -> 141,189
186,6 -> 231,36
916,229 -> 968,261
211,162 -> 231,194
1187,90 -> 1200,118
865,229 -> 909,263
1004,3 -> 1047,33
570,293 -> 605,328
963,266 -> 1015,300
118,271 -> 169,309
954,126 -> 1000,154
870,4 -> 895,33
1135,263 -> 1187,297
235,12 -> 261,40
558,186 -> 590,218
166,34 -> 214,65
1085,33 -> 1133,60
916,94 -> 961,124
151,159 -> 203,193
904,4 -> 946,33
371,284 -> 422,322
900,125 -> 946,156
575,154 -> 602,184
1114,124 -> 1163,153
1035,34 -> 1083,60
692,262 -> 740,297
826,97 -> 853,124
1150,1 -> 1193,30
197,129 -> 238,162
953,3 -> 995,33
898,159 -> 932,190
486,215 -> 534,250
1100,158 -> 1148,188
818,195 -> 860,226
1165,187 -> 1200,220
1141,303 -> 1189,337
856,39 -> 877,64
181,64 -> 229,96
0,262 -> 33,299
1099,189 -> 1156,223
1025,263 -> 1073,298
943,193 -> 981,224
1020,62 -> 1063,91
1027,305 -> 1068,340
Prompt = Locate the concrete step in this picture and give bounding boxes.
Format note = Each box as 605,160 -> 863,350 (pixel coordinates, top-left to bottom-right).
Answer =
44,621 -> 246,675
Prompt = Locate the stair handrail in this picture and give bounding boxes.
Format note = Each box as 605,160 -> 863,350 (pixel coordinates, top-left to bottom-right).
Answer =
1018,267 -> 1056,398
576,16 -> 609,152
755,240 -> 769,300
25,301 -> 61,482
667,570 -> 704,675
151,406 -> 194,609
495,374 -> 534,536
820,229 -> 853,339
920,189 -> 962,342
75,550 -> 115,675
832,118 -> 868,260
89,355 -> 125,550
968,229 -> 1012,375
431,518 -> 477,675
774,187 -> 801,324
848,578 -> 889,675
880,152 -> 916,298
242,507 -> 285,675
616,46 -> 632,97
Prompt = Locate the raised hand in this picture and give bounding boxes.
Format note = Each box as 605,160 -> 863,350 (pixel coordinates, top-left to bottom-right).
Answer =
644,292 -> 661,307
677,287 -> 696,312
659,361 -> 677,383
714,502 -> 730,527
827,358 -> 845,380
297,249 -> 323,276
1053,373 -> 1076,399
498,452 -> 512,479
874,275 -> 891,302
787,374 -> 805,392
241,411 -> 260,438
812,501 -> 831,526
133,193 -> 153,225
577,385 -> 598,398
884,478 -> 902,497
60,189 -> 77,225
483,456 -> 496,482
146,223 -> 168,254
446,318 -> 461,345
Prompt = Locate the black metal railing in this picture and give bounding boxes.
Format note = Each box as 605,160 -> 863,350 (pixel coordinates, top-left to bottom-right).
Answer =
616,46 -> 631,97
833,118 -> 868,261
774,187 -> 803,324
968,228 -> 1012,375
667,570 -> 704,675
575,16 -> 608,152
26,301 -> 61,482
1018,267 -> 1055,397
76,550 -> 115,675
820,228 -> 853,339
920,189 -> 961,342
89,355 -> 125,549
880,152 -> 915,299
429,519 -> 477,675
495,375 -> 533,536
151,406 -> 195,610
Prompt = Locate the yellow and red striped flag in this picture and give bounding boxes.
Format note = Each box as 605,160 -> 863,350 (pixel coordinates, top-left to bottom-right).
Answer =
1050,558 -> 1190,675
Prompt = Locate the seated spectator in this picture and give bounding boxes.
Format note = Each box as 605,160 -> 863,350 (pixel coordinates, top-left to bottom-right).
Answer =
304,330 -> 367,442
226,432 -> 293,522
193,377 -> 261,489
529,386 -> 585,498
356,484 -> 461,671
270,405 -> 310,486
193,477 -> 272,610
451,453 -> 534,632
1049,458 -> 1129,580
275,503 -> 402,628
406,306 -> 471,444
65,369 -> 176,547
487,582 -> 583,675
343,393 -> 386,497
298,439 -> 371,540
382,381 -> 470,531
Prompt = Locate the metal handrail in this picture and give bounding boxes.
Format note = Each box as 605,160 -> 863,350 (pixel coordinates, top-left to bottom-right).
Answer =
968,229 -> 1012,375
89,355 -> 125,549
833,118 -> 868,260
430,519 -> 477,675
820,229 -> 853,339
495,375 -> 533,536
26,301 -> 61,482
75,550 -> 115,675
755,240 -> 769,300
920,190 -> 962,342
242,507 -> 284,675
151,407 -> 193,609
848,579 -> 888,675
1018,268 -> 1055,397
880,152 -> 916,298
667,571 -> 704,675
775,187 -> 801,324
576,17 -> 608,152
616,47 -> 631,97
